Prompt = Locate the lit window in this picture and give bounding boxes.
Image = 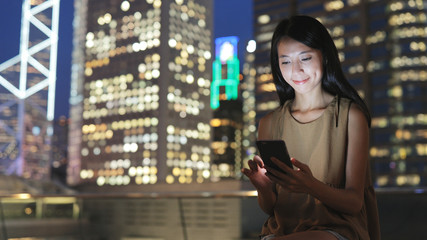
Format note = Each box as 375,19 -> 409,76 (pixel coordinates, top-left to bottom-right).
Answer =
324,0 -> 344,11
121,1 -> 130,11
257,14 -> 270,24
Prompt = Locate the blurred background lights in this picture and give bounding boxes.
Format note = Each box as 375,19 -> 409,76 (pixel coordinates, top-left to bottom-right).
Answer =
121,1 -> 130,11
257,14 -> 270,24
246,40 -> 256,53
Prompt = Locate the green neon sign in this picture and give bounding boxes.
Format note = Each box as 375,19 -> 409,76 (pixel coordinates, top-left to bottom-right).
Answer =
211,36 -> 240,109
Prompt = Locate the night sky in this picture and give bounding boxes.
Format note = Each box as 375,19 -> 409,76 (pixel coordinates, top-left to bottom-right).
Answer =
0,0 -> 253,119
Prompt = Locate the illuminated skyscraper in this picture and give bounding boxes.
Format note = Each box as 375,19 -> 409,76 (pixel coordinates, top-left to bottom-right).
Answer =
0,0 -> 60,180
211,36 -> 240,110
241,40 -> 258,167
68,0 -> 213,187
210,36 -> 243,180
253,0 -> 427,188
365,0 -> 427,188
210,100 -> 243,181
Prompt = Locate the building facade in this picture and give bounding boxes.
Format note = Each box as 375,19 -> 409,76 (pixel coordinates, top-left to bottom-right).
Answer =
51,116 -> 69,184
253,0 -> 427,188
0,0 -> 60,180
68,0 -> 213,187
211,100 -> 243,181
209,36 -> 244,180
241,41 -> 258,171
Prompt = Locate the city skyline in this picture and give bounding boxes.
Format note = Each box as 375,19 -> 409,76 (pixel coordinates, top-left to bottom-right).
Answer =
0,0 -> 253,119
0,1 -> 425,239
1,0 -> 426,189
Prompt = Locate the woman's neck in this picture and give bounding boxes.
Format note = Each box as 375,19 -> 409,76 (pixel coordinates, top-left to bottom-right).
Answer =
292,91 -> 334,112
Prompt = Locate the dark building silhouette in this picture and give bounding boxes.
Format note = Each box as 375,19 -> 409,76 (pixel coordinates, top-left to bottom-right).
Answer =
211,99 -> 243,181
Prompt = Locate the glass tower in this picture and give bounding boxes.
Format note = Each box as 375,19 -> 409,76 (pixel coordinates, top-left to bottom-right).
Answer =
253,0 -> 427,188
367,0 -> 427,188
209,36 -> 244,181
68,0 -> 213,187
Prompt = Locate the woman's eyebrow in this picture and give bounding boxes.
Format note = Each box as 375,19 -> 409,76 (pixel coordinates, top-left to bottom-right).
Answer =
279,50 -> 313,58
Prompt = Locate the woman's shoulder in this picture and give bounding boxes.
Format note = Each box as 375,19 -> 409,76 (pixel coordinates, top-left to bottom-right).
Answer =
260,105 -> 285,124
338,95 -> 371,127
348,102 -> 369,128
258,106 -> 284,140
259,109 -> 276,128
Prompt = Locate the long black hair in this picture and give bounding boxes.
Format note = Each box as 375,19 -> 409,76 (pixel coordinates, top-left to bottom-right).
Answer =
270,15 -> 371,127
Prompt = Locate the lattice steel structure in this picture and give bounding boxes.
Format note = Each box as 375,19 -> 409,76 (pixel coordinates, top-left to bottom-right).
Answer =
0,0 -> 60,179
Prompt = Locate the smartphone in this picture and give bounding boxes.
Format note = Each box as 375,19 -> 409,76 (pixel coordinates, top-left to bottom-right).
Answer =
256,140 -> 292,174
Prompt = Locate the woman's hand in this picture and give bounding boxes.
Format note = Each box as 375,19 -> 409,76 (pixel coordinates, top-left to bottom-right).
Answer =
241,155 -> 274,190
265,157 -> 315,194
242,155 -> 277,215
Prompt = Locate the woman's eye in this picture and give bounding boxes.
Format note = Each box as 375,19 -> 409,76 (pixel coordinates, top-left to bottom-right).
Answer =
281,60 -> 290,65
301,56 -> 312,61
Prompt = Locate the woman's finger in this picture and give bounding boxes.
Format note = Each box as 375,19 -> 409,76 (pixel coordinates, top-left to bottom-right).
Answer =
290,158 -> 305,171
270,157 -> 293,174
253,155 -> 265,168
247,159 -> 258,171
265,170 -> 293,188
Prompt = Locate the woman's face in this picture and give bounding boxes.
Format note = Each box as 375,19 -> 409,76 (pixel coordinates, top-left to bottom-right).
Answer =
277,37 -> 323,95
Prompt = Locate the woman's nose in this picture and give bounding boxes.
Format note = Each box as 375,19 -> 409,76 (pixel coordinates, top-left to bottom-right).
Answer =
292,61 -> 303,73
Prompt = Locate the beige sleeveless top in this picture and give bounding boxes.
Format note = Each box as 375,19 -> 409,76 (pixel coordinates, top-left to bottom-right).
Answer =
261,96 -> 380,240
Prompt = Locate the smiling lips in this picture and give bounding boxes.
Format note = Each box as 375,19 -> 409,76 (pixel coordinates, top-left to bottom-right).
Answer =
293,78 -> 309,85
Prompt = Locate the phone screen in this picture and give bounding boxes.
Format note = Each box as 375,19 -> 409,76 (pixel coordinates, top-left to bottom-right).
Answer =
256,140 -> 292,174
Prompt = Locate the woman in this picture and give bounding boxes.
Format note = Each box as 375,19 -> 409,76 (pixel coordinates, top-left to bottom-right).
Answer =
242,15 -> 380,240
